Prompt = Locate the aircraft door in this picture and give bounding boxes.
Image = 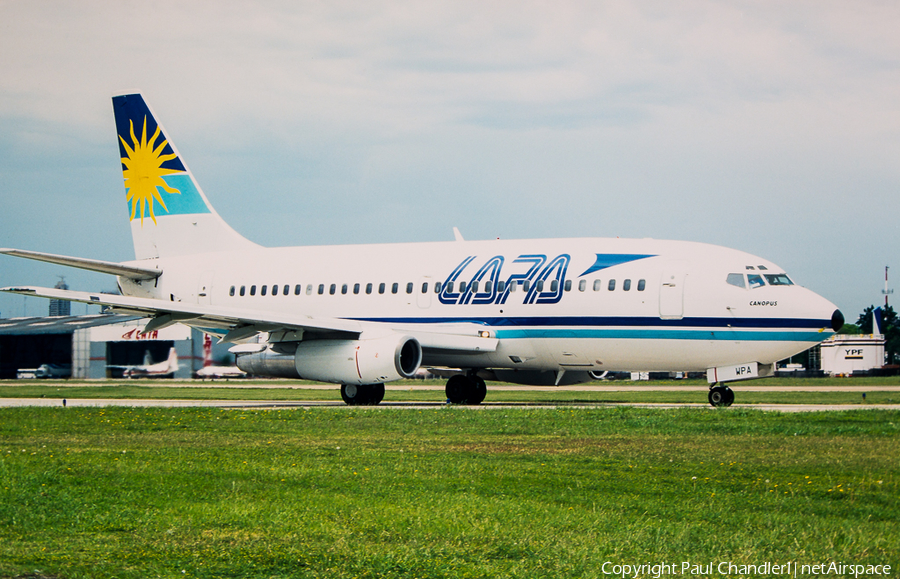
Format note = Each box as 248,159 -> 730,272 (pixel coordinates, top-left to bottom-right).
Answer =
659,263 -> 686,320
417,276 -> 433,309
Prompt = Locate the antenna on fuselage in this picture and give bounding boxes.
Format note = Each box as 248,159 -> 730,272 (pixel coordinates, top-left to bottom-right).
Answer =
453,227 -> 464,242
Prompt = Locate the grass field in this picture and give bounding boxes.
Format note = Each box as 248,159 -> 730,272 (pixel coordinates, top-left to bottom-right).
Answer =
0,406 -> 897,578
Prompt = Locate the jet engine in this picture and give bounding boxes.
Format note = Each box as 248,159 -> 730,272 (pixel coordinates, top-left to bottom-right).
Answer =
236,334 -> 422,384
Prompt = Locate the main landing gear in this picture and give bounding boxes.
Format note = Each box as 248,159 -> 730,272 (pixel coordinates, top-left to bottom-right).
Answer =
341,383 -> 385,406
445,373 -> 487,405
708,384 -> 735,407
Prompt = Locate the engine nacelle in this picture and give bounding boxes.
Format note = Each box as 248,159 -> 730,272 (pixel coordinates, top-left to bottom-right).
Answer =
236,334 -> 422,384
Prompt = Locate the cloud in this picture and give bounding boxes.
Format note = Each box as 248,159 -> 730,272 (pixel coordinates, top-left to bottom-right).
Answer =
1,0 -> 899,318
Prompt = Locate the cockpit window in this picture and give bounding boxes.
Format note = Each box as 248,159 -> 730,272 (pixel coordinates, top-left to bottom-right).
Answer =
726,273 -> 746,289
748,274 -> 766,289
764,273 -> 793,286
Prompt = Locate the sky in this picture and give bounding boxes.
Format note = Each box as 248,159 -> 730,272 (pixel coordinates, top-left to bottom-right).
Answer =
1,0 -> 898,321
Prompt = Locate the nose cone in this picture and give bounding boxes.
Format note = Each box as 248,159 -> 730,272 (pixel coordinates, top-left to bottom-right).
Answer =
831,309 -> 845,332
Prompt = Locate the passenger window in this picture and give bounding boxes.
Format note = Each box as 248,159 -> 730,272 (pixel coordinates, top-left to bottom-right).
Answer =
240,285 -> 246,296
421,282 -> 428,294
283,285 -> 289,295
446,282 -> 454,293
329,284 -> 336,295
379,283 -> 385,294
250,285 -> 257,296
748,274 -> 765,289
471,281 -> 479,293
391,283 -> 399,294
294,285 -> 301,295
317,284 -> 325,295
578,279 -> 586,292
593,279 -> 602,291
497,281 -> 506,293
623,279 -> 631,291
353,283 -> 360,295
434,282 -> 442,293
484,281 -> 492,293
229,286 -> 235,297
550,280 -> 558,292
764,274 -> 793,286
406,282 -> 414,294
366,283 -> 373,295
272,285 -> 278,296
523,280 -> 530,292
608,279 -> 616,291
564,280 -> 571,292
536,280 -> 544,292
261,285 -> 267,296
726,273 -> 746,289
341,284 -> 348,295
306,284 -> 313,295
637,279 -> 646,291
459,281 -> 467,293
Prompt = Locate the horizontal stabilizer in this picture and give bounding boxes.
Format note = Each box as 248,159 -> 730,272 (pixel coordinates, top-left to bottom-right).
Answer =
0,248 -> 160,280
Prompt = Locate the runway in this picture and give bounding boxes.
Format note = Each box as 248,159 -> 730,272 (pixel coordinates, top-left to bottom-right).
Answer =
0,397 -> 896,412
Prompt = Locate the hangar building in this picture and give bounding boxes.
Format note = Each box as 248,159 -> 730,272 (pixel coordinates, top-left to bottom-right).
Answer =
0,314 -> 231,379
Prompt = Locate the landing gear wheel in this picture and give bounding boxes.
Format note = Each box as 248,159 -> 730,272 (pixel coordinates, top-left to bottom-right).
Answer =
367,384 -> 385,405
445,374 -> 487,405
708,385 -> 734,407
341,384 -> 385,406
470,376 -> 487,405
341,383 -> 364,405
445,375 -> 468,404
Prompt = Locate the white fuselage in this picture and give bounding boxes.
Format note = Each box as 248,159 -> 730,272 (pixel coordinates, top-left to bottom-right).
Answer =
119,236 -> 839,374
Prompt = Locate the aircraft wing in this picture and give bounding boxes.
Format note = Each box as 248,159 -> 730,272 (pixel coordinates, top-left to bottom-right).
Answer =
0,285 -> 498,353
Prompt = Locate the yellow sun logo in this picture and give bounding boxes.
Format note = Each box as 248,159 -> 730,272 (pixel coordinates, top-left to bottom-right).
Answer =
120,116 -> 182,226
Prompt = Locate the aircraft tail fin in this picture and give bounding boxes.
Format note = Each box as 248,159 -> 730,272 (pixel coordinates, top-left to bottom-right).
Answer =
166,347 -> 179,374
112,93 -> 258,260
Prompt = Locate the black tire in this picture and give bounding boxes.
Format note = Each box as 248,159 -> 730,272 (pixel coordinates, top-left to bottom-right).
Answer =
445,375 -> 468,404
341,383 -> 365,405
470,376 -> 487,405
723,386 -> 734,407
368,383 -> 385,405
708,385 -> 729,407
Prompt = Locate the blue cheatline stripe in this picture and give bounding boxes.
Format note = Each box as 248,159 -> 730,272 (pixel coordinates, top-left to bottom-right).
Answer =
350,315 -> 833,330
492,328 -> 828,342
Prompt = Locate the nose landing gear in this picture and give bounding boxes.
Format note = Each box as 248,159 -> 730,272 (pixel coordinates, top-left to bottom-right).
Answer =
708,384 -> 734,407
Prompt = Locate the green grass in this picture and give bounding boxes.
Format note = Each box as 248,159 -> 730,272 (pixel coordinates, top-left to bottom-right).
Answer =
0,406 -> 897,578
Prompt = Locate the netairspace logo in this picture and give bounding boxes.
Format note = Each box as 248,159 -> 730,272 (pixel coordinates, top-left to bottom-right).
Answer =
600,561 -> 892,578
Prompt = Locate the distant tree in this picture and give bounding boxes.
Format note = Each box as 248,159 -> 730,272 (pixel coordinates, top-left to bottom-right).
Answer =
837,323 -> 860,335
856,305 -> 900,365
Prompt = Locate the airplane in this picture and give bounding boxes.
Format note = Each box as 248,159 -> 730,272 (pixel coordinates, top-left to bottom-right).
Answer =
0,93 -> 843,406
194,333 -> 246,379
111,347 -> 179,378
